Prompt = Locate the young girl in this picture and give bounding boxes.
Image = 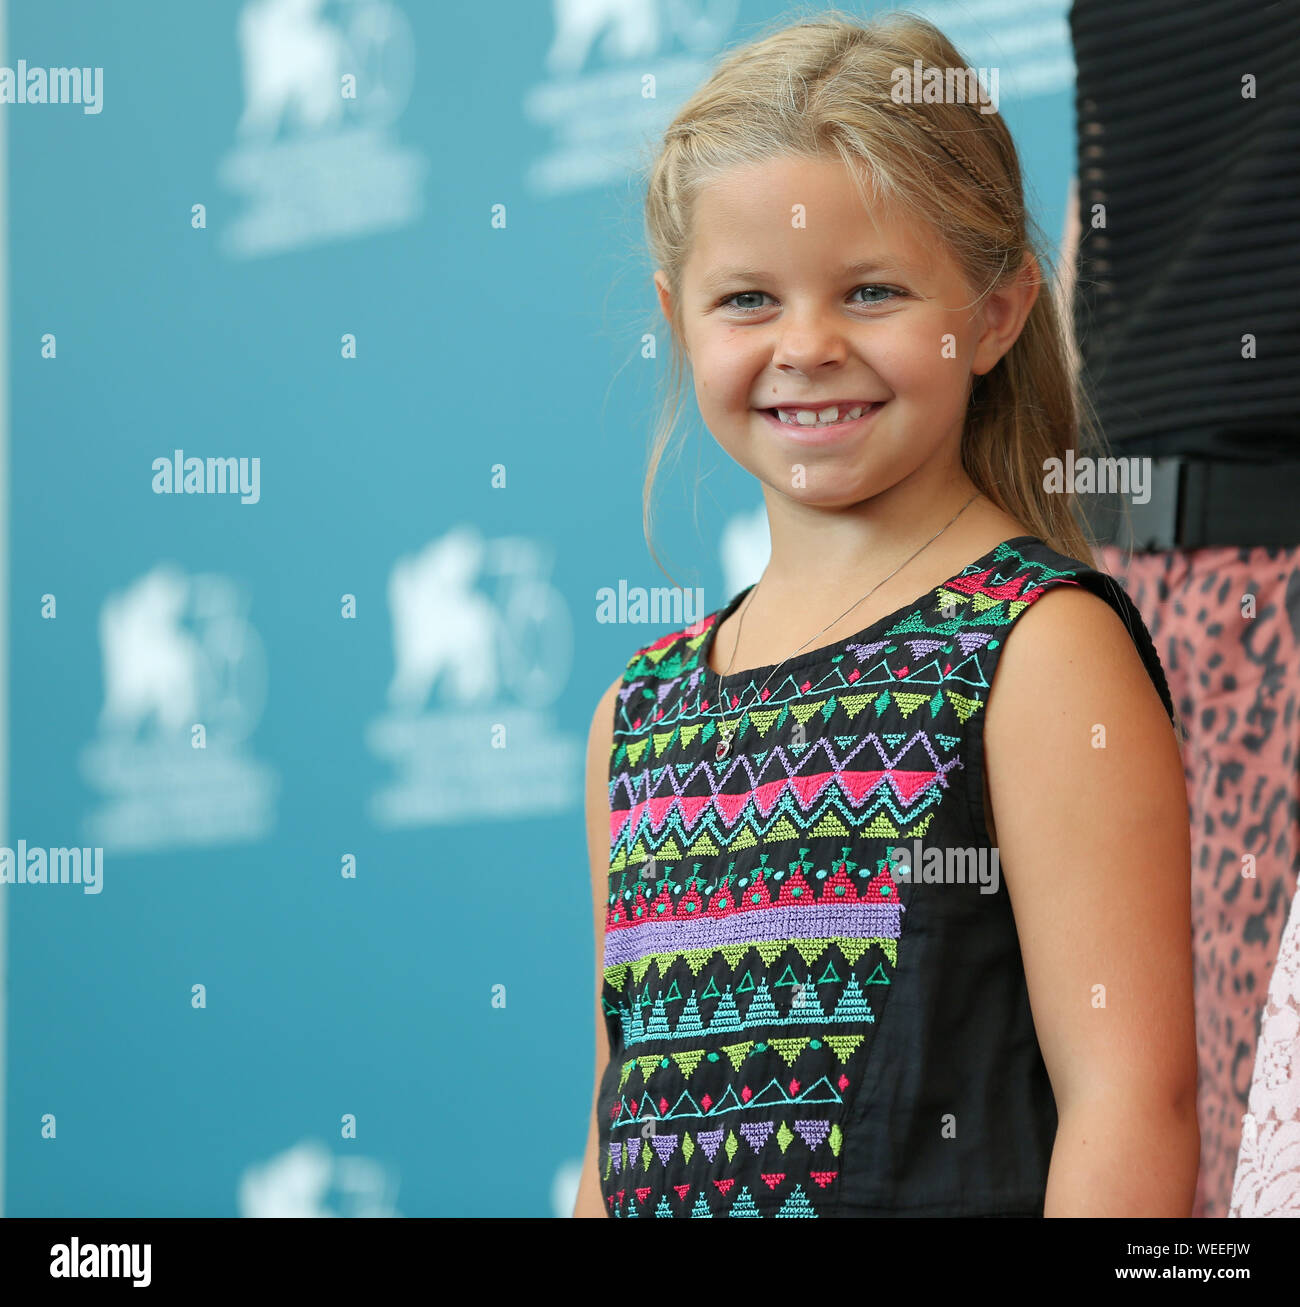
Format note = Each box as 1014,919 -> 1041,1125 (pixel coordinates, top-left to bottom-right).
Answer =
572,10 -> 1198,1218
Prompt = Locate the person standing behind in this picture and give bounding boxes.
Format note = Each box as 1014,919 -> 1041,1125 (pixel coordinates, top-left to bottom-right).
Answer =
1061,0 -> 1300,1217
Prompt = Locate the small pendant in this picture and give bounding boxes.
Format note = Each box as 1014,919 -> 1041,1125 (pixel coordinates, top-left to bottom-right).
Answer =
715,735 -> 731,762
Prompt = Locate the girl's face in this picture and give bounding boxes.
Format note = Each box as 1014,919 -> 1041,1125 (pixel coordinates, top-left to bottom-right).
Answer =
657,154 -> 1036,510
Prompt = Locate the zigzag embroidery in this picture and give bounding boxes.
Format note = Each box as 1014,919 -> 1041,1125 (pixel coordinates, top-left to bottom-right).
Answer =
616,651 -> 992,744
614,1032 -> 867,1092
611,726 -> 965,813
612,975 -> 882,1047
611,1119 -> 842,1173
603,934 -> 898,990
608,1180 -> 827,1218
609,740 -> 963,861
619,539 -> 1075,698
605,849 -> 902,949
608,1071 -> 849,1131
609,786 -> 943,865
615,547 -> 1069,715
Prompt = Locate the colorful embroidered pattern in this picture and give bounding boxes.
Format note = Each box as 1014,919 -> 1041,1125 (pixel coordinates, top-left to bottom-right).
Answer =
595,536 -> 1165,1217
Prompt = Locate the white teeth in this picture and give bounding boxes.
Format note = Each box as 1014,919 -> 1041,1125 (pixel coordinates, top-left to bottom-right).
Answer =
774,404 -> 871,427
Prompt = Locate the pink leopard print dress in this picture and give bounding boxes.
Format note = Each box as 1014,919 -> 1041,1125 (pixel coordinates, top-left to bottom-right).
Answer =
1094,541 -> 1300,1218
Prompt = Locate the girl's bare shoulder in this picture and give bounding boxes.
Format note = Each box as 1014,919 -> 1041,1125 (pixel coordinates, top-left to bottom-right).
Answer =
986,581 -> 1169,739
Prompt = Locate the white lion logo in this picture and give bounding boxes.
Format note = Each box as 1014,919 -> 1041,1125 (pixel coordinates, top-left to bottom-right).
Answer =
98,565 -> 202,736
386,529 -> 499,711
545,0 -> 660,76
236,0 -> 347,139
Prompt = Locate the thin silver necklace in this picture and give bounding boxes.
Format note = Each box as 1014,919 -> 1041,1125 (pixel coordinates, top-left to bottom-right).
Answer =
707,494 -> 980,762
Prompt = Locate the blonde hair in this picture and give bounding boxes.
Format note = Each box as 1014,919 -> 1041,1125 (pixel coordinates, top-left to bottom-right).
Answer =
634,7 -> 1179,735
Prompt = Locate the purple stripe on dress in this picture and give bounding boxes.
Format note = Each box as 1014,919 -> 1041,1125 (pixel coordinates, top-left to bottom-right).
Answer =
603,901 -> 902,966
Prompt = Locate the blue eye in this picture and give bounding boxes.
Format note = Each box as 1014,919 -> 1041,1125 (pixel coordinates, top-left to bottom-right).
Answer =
851,285 -> 899,304
720,291 -> 770,311
717,285 -> 902,313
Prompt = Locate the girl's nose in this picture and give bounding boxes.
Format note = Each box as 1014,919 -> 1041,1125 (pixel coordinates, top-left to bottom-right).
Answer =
771,311 -> 850,374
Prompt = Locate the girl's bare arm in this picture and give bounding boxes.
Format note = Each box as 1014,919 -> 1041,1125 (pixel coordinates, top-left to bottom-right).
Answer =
984,585 -> 1199,1216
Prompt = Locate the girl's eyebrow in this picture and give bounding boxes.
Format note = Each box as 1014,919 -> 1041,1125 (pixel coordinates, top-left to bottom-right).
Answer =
702,257 -> 923,288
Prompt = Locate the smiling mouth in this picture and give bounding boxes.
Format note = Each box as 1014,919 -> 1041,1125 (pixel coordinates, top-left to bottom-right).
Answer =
759,402 -> 885,429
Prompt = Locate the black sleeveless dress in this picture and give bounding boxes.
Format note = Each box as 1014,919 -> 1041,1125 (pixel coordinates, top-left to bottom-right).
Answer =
596,535 -> 1175,1217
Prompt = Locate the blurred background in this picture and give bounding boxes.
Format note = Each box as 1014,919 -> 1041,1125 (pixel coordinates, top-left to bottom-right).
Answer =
3,0 -> 1077,1216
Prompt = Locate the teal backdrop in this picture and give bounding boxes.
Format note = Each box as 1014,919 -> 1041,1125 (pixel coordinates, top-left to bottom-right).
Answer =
5,0 -> 1077,1215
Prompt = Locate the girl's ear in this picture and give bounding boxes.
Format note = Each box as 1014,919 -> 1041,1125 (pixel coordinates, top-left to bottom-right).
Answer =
654,270 -> 687,358
972,254 -> 1041,376
654,270 -> 673,321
